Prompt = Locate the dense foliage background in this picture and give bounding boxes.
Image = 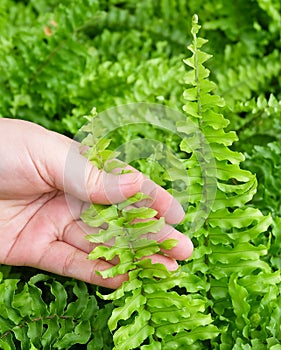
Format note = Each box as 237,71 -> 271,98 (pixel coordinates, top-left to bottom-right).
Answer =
0,0 -> 281,349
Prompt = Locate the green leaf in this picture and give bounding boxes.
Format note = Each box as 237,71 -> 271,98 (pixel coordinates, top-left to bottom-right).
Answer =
13,324 -> 29,349
133,238 -> 160,259
113,310 -> 154,350
122,207 -> 158,222
2,279 -> 22,324
108,289 -> 146,331
141,342 -> 161,350
208,207 -> 265,229
151,307 -> 190,324
0,335 -> 16,350
96,138 -> 112,151
229,274 -> 250,331
98,261 -> 136,278
113,309 -> 153,350
159,239 -> 178,250
183,87 -> 198,101
11,284 -> 33,318
155,314 -> 213,339
128,217 -> 165,238
117,193 -> 152,210
210,243 -> 267,264
54,320 -> 91,349
27,318 -> 43,348
47,281 -> 67,315
146,291 -> 193,310
182,101 -> 200,118
88,246 -> 121,261
86,225 -> 124,244
65,281 -> 90,318
211,143 -> 245,164
97,271 -> 142,301
41,316 -> 60,349
204,127 -> 237,146
137,260 -> 171,279
81,205 -> 118,227
27,285 -> 48,318
163,325 -> 219,348
104,159 -> 126,173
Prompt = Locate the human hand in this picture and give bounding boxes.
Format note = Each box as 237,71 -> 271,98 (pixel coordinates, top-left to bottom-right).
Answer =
0,118 -> 193,288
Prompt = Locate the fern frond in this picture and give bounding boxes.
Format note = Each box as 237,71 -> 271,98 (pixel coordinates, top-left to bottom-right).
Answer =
179,15 -> 281,348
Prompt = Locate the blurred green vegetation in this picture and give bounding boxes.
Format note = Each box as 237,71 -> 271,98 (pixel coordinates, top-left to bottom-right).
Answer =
1,0 -> 280,138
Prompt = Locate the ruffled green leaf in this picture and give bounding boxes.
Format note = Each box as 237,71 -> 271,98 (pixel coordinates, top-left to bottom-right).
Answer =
133,238 -> 160,259
65,281 -> 92,318
163,325 -> 219,348
0,279 -> 22,324
54,320 -> 91,349
211,259 -> 271,279
27,284 -> 48,318
141,342 -> 161,350
88,245 -> 117,260
47,280 -> 67,315
210,243 -> 267,264
81,204 -> 118,227
86,225 -> 124,244
117,193 -> 151,210
151,307 -> 190,324
137,260 -> 172,279
208,207 -> 265,229
211,143 -> 245,164
113,309 -> 153,350
97,261 -> 136,279
155,314 -> 213,339
159,238 -> 178,250
128,218 -> 165,238
108,289 -> 146,331
144,273 -> 209,294
122,207 -> 158,222
97,271 -> 142,301
204,127 -> 237,146
229,274 -> 250,331
41,316 -> 60,349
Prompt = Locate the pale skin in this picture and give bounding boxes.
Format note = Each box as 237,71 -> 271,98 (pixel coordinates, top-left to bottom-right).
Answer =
0,118 -> 193,289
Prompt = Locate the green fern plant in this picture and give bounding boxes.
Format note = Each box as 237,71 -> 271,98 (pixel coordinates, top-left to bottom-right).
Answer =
244,141 -> 281,270
79,15 -> 280,349
0,271 -> 114,350
179,15 -> 280,348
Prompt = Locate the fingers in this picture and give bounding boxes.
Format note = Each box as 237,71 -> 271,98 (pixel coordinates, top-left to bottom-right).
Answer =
63,219 -> 193,262
62,143 -> 184,225
1,119 -> 185,224
48,135 -> 145,204
136,178 -> 185,224
145,223 -> 193,260
61,223 -> 180,275
34,128 -> 184,224
12,119 -> 184,224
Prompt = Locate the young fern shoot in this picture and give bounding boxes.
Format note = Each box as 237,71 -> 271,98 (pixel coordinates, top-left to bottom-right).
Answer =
80,109 -> 176,281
